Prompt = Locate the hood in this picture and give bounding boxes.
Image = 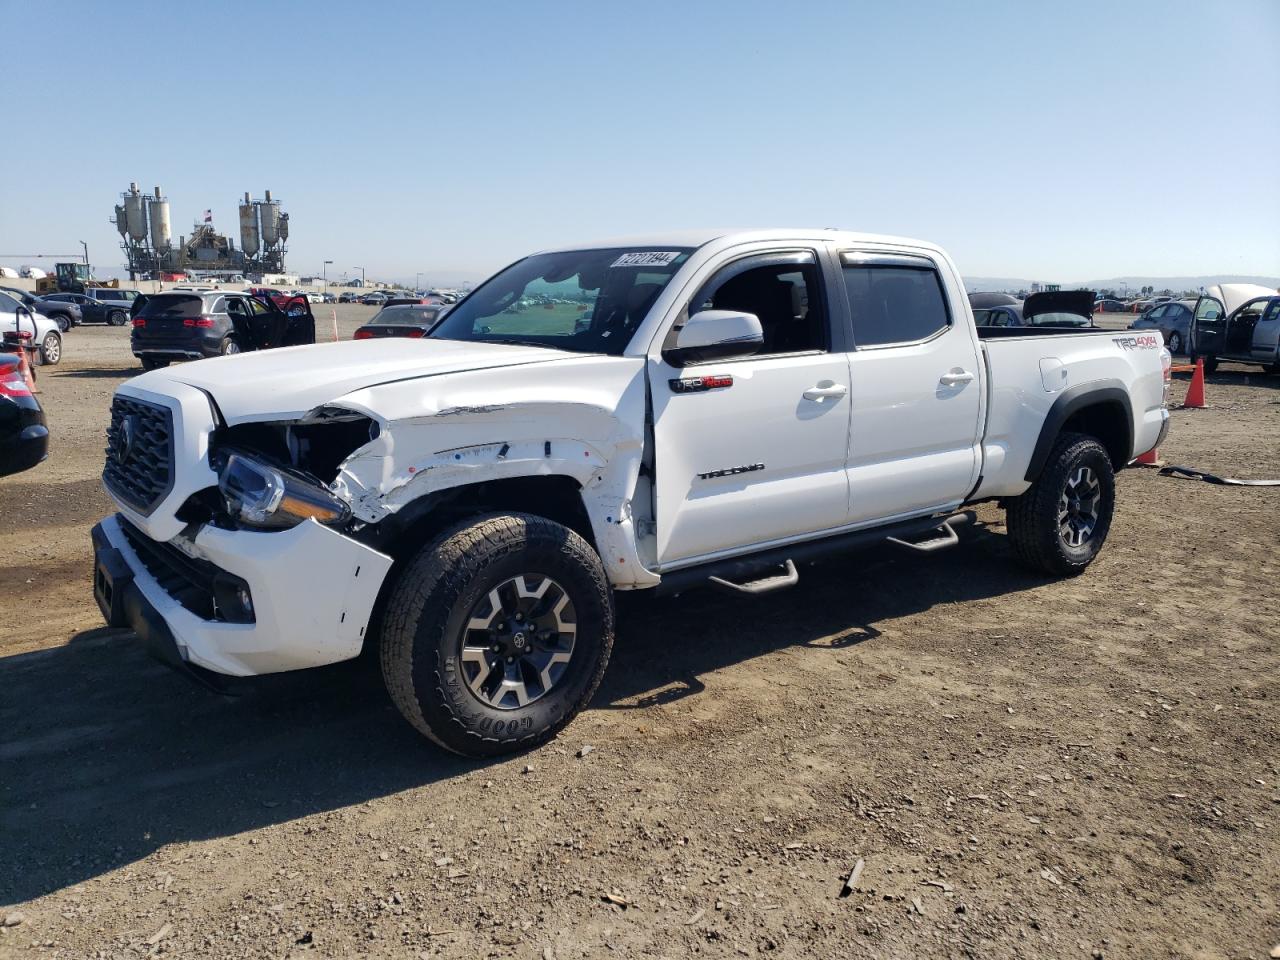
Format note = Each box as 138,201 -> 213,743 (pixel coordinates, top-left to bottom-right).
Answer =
1022,290 -> 1095,322
133,337 -> 579,423
1206,283 -> 1275,316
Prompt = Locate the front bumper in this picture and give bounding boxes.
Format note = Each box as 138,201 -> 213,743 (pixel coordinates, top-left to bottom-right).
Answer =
92,513 -> 394,678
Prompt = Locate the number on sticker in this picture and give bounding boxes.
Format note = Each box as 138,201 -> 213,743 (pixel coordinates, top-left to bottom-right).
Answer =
612,251 -> 680,268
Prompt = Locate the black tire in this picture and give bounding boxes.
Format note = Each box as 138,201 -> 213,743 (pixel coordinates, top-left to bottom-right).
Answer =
218,335 -> 240,356
1167,331 -> 1182,354
108,310 -> 127,327
1006,432 -> 1115,577
140,357 -> 169,371
39,331 -> 61,365
380,512 -> 614,757
54,314 -> 70,333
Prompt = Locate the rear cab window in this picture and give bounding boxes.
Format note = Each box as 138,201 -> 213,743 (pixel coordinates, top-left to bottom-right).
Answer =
839,254 -> 951,347
137,294 -> 204,319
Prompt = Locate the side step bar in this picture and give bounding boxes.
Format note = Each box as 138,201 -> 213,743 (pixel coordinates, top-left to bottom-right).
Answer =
655,511 -> 974,597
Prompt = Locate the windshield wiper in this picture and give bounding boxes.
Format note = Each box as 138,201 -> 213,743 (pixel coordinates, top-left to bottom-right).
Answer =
477,337 -> 558,350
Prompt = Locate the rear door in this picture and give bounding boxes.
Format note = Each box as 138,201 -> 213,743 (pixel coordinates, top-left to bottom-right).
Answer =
836,251 -> 983,525
650,249 -> 852,566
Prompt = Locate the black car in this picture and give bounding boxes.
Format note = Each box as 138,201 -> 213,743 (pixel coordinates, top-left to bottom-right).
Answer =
0,351 -> 48,476
131,290 -> 316,370
41,289 -> 142,326
353,303 -> 449,340
0,287 -> 80,332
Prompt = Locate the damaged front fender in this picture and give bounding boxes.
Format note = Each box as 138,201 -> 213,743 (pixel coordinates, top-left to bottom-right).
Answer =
324,355 -> 659,588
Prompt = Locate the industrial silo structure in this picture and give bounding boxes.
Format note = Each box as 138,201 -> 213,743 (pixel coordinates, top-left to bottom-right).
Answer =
124,183 -> 148,244
238,192 -> 260,258
259,190 -> 281,248
148,186 -> 172,254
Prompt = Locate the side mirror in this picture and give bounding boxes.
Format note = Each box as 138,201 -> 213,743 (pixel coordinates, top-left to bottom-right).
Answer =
664,310 -> 763,367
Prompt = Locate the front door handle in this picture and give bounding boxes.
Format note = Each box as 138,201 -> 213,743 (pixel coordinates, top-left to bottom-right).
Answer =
802,382 -> 848,401
939,369 -> 975,386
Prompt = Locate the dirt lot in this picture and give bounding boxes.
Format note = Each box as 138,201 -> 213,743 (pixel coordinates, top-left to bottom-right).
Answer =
2,316 -> 1278,959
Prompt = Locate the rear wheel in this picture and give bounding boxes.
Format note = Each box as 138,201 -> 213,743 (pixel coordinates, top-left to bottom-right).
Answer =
380,513 -> 614,757
54,314 -> 70,333
219,335 -> 240,356
140,356 -> 169,371
1006,432 -> 1115,576
107,310 -> 127,327
1167,331 -> 1183,354
39,332 -> 61,365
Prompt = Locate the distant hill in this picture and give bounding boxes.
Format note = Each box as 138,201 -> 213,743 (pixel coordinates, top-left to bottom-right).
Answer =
966,275 -> 1280,294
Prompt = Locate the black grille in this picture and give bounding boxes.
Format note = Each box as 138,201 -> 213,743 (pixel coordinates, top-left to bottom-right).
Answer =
103,396 -> 174,514
119,520 -> 219,620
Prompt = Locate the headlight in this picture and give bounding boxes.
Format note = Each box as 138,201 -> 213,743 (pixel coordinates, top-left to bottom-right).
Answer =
217,453 -> 350,528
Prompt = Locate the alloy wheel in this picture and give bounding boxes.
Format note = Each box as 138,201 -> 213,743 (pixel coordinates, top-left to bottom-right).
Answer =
1058,466 -> 1101,548
457,574 -> 577,710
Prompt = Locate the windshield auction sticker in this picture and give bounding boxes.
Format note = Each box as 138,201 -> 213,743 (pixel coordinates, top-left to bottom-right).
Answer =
612,251 -> 681,268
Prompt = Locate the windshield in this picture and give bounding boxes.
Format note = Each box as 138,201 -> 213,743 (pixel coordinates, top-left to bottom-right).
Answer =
430,247 -> 694,354
371,305 -> 442,325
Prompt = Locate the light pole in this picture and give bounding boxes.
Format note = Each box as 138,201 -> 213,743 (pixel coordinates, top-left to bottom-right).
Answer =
354,266 -> 365,288
415,272 -> 423,292
323,259 -> 333,293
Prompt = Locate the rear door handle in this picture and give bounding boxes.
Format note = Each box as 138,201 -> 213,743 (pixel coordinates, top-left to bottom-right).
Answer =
939,369 -> 975,386
802,382 -> 848,401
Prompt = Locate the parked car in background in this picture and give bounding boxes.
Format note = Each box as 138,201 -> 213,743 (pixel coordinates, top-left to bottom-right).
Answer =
970,291 -> 1095,329
131,290 -> 316,370
339,291 -> 360,303
0,351 -> 48,476
1094,298 -> 1126,313
353,303 -> 449,340
0,289 -> 64,364
1189,284 -> 1280,373
318,291 -> 337,304
360,291 -> 388,306
41,290 -> 141,326
1128,298 -> 1195,354
0,287 -> 79,332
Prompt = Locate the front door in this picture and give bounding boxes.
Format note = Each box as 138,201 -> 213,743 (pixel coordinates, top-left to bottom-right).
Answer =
650,251 -> 851,567
1190,294 -> 1226,358
837,252 -> 983,525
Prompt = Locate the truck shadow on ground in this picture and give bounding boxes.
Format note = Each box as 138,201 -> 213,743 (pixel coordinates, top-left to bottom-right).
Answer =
1,522 -> 1039,905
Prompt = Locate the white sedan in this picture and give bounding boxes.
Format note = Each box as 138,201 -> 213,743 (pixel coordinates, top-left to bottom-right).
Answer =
0,289 -> 63,365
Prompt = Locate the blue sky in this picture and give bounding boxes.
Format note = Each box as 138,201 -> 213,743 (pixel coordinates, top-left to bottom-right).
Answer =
2,0 -> 1277,285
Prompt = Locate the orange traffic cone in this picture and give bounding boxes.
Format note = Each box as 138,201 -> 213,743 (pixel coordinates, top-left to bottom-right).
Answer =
1182,358 -> 1206,409
14,341 -> 37,393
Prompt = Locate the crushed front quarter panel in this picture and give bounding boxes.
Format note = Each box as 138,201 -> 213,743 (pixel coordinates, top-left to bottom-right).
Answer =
328,354 -> 659,588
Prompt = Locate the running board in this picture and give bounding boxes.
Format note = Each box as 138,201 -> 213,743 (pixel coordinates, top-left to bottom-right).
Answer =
885,511 -> 974,553
655,512 -> 974,597
708,559 -> 799,596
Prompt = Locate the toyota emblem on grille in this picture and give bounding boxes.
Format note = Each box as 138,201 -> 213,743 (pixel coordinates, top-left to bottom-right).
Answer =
115,414 -> 138,464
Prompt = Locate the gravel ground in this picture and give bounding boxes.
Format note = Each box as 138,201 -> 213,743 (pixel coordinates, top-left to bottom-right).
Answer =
1,315 -> 1277,959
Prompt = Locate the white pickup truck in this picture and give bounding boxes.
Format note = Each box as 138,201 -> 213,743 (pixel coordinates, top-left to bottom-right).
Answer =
92,230 -> 1171,756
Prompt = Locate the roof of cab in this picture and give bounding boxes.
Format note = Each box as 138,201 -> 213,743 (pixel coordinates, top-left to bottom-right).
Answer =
536,228 -> 944,256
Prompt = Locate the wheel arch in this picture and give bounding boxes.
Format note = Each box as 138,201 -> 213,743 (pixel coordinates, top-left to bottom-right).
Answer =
1024,382 -> 1133,482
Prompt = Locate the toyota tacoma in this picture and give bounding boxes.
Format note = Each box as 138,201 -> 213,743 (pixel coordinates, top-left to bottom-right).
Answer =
92,230 -> 1172,756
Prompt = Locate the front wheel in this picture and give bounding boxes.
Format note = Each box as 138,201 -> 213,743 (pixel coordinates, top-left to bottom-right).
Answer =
39,332 -> 62,365
108,310 -> 127,327
380,513 -> 614,757
1006,432 -> 1115,576
1167,331 -> 1183,354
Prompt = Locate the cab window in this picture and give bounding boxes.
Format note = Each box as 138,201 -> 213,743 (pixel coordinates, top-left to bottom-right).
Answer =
688,255 -> 827,355
842,263 -> 950,347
